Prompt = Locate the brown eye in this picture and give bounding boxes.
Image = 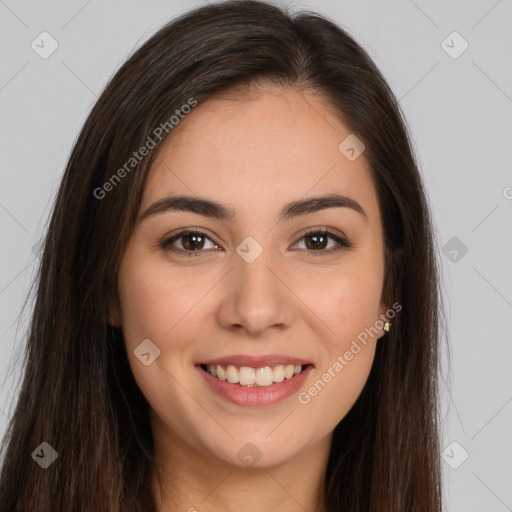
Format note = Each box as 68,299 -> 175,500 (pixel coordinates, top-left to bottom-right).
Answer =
160,229 -> 219,255
292,229 -> 351,256
304,232 -> 329,250
180,233 -> 206,250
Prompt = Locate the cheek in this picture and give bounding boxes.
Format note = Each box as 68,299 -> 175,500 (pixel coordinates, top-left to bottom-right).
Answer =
300,257 -> 382,406
117,254 -> 203,352
116,258 -> 205,420
298,276 -> 381,432
312,261 -> 384,345
117,271 -> 169,348
302,342 -> 377,437
116,253 -> 221,397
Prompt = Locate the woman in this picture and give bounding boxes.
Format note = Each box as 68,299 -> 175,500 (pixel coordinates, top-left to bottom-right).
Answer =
0,1 -> 444,510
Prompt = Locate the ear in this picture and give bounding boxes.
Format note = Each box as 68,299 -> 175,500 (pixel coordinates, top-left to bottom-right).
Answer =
377,245 -> 403,339
107,289 -> 122,327
377,300 -> 390,339
108,311 -> 120,328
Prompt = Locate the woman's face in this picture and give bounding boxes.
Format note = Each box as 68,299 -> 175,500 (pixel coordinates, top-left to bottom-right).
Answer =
115,86 -> 389,469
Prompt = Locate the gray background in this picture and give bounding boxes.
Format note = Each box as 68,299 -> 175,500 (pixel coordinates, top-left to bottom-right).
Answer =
1,0 -> 511,510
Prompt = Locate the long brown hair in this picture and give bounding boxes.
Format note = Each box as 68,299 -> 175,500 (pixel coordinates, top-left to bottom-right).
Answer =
0,1 -> 444,510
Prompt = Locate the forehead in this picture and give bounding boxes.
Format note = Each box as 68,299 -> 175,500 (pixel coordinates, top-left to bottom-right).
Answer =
142,86 -> 379,221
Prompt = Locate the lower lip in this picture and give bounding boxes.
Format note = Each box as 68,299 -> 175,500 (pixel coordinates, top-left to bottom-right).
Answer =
196,365 -> 313,407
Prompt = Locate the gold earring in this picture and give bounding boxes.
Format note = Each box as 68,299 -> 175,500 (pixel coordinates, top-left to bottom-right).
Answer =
384,321 -> 391,332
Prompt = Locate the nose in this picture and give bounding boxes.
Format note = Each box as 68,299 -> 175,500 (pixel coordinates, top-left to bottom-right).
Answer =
216,244 -> 296,336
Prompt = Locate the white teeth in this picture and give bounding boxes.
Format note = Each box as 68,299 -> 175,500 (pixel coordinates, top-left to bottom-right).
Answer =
205,363 -> 305,387
226,365 -> 238,384
217,366 -> 226,381
255,366 -> 274,386
284,365 -> 295,379
239,366 -> 256,386
273,365 -> 284,383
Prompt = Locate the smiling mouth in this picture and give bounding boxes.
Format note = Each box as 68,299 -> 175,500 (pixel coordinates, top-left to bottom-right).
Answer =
199,363 -> 311,387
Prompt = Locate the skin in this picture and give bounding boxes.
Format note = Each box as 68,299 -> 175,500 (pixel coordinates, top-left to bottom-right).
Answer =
113,85 -> 390,512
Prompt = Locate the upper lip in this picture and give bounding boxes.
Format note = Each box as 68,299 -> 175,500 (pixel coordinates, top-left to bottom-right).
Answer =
198,354 -> 313,368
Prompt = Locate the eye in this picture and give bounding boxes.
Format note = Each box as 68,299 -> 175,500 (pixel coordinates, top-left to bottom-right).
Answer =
291,229 -> 351,256
160,228 -> 220,257
159,227 -> 351,257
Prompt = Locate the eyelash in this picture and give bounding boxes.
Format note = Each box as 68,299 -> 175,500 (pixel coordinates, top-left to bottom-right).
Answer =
159,228 -> 352,258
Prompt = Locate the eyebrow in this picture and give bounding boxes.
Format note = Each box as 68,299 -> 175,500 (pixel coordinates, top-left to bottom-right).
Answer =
140,193 -> 367,223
